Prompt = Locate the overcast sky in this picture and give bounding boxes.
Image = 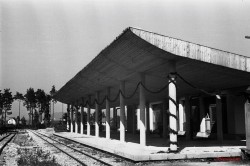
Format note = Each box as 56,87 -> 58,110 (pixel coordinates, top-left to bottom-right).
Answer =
1,0 -> 250,119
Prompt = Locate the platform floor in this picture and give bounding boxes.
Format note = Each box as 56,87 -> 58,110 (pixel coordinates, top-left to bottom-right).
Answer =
52,131 -> 245,161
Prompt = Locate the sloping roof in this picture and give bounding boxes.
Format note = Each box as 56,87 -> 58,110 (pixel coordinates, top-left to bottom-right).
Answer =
55,27 -> 250,106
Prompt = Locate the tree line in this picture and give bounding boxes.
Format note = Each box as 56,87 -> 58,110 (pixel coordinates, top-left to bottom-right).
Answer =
0,86 -> 57,128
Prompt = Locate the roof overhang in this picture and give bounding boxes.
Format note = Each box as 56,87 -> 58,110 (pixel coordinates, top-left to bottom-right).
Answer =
55,27 -> 250,107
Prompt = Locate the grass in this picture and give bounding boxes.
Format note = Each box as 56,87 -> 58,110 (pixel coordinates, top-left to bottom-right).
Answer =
17,148 -> 61,166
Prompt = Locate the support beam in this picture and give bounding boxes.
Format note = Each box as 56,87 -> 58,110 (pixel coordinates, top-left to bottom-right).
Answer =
87,95 -> 91,136
245,100 -> 250,150
196,97 -> 208,137
168,61 -> 177,151
216,97 -> 223,141
106,88 -> 111,139
70,105 -> 73,133
139,73 -> 146,146
146,102 -> 150,133
95,92 -> 100,137
120,81 -> 125,142
80,105 -> 84,134
178,100 -> 185,135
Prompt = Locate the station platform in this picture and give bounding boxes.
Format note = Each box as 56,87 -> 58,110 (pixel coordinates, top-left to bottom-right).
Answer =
52,131 -> 245,161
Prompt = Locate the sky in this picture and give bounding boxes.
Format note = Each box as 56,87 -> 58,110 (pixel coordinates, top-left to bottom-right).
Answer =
1,0 -> 250,120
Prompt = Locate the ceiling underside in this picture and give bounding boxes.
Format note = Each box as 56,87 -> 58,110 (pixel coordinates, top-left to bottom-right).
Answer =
55,27 -> 250,108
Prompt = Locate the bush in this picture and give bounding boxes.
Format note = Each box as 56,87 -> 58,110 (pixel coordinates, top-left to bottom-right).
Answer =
17,148 -> 60,166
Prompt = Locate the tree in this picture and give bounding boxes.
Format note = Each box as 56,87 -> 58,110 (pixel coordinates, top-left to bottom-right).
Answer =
35,89 -> 46,123
14,92 -> 24,125
24,88 -> 36,127
2,89 -> 14,125
0,90 -> 3,126
43,94 -> 51,127
33,109 -> 39,128
0,90 -> 3,125
50,85 -> 57,125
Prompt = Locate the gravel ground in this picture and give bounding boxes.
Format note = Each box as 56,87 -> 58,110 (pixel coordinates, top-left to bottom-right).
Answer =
1,130 -> 250,166
1,143 -> 20,166
27,130 -> 81,166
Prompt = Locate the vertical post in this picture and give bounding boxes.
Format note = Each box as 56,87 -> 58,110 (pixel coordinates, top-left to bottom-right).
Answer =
106,88 -> 111,139
87,95 -> 91,136
245,100 -> 250,150
168,61 -> 177,151
216,97 -> 223,141
178,100 -> 184,134
146,102 -> 150,133
120,81 -> 125,142
149,104 -> 154,131
95,92 -> 99,137
67,104 -> 70,131
70,105 -> 73,133
139,73 -> 146,146
75,104 -> 78,134
80,105 -> 84,134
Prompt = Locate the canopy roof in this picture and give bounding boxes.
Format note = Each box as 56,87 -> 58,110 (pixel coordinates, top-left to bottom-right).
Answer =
55,27 -> 250,107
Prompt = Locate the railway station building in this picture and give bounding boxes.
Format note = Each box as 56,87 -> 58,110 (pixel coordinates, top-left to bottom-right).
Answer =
54,27 -> 250,159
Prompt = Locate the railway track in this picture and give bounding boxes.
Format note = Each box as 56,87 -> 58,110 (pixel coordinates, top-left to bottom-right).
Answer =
0,133 -> 16,155
29,130 -> 133,166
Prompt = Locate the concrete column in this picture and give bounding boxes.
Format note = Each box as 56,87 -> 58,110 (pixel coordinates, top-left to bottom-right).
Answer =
139,74 -> 146,146
196,97 -> 207,138
245,100 -> 250,150
168,62 -> 177,151
106,88 -> 111,139
70,105 -> 73,133
80,106 -> 84,134
75,105 -> 78,134
149,104 -> 154,131
146,102 -> 150,133
120,81 -> 125,142
185,96 -> 191,140
178,100 -> 185,134
216,97 -> 223,141
67,104 -> 70,131
95,92 -> 100,137
87,95 -> 91,136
